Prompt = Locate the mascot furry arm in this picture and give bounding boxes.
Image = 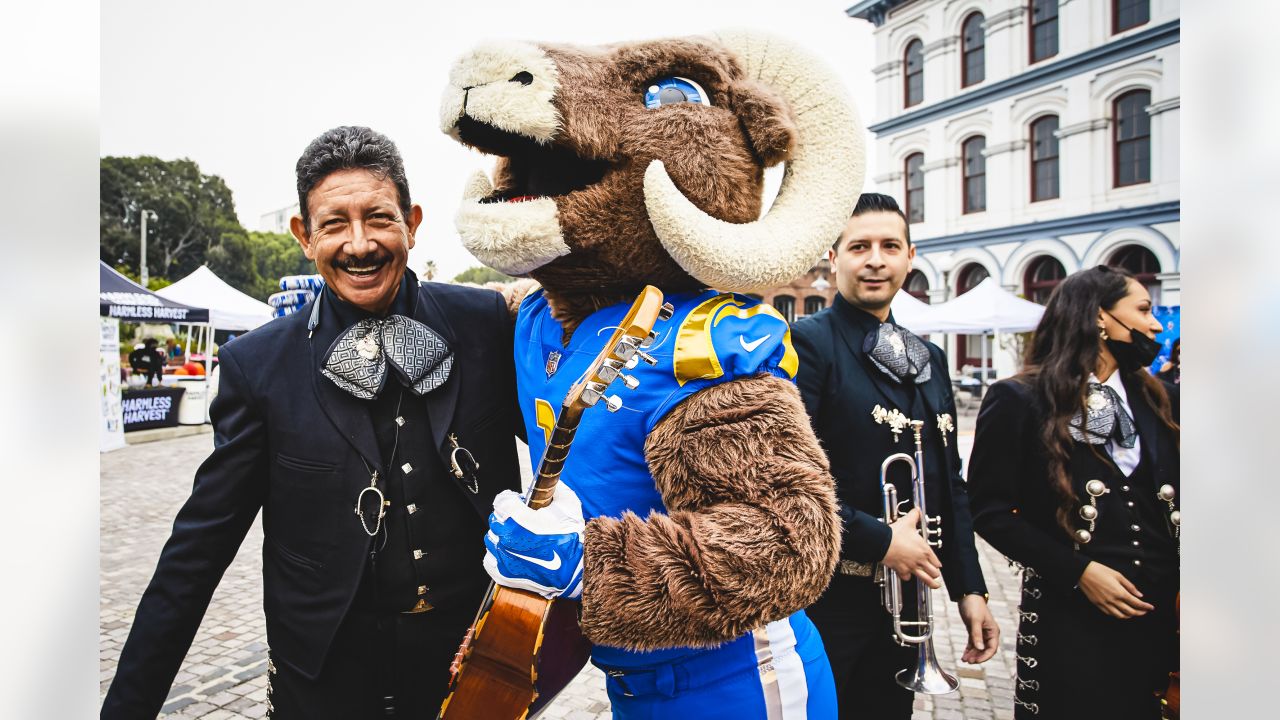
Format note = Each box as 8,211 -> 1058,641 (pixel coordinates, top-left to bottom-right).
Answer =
441,31 -> 864,651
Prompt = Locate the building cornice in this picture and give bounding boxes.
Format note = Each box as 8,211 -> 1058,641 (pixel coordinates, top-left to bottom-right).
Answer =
982,140 -> 1027,156
1147,97 -> 1180,115
914,201 -> 1181,252
868,20 -> 1180,136
1055,118 -> 1109,138
984,6 -> 1027,33
847,0 -> 918,28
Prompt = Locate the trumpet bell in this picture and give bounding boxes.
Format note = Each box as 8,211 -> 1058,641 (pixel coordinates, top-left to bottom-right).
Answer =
895,639 -> 959,694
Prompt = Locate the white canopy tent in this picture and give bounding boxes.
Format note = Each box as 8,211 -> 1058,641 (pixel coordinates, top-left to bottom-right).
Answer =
157,265 -> 273,332
889,290 -> 973,335
928,278 -> 1046,384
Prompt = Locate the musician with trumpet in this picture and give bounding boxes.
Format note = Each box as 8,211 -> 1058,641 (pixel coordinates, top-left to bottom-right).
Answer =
793,194 -> 1000,718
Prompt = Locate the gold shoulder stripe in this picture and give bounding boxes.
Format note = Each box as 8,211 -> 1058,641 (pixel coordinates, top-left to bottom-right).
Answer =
673,294 -> 799,385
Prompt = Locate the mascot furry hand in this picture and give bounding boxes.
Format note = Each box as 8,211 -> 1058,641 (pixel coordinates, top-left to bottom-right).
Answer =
441,30 -> 863,712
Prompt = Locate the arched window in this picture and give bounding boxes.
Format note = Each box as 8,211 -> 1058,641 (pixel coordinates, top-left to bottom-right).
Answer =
957,263 -> 989,296
904,153 -> 925,223
962,136 -> 987,213
1023,255 -> 1066,304
904,39 -> 924,108
905,269 -> 931,303
804,296 -> 826,316
772,294 -> 796,323
1114,90 -> 1152,187
1030,0 -> 1059,63
1113,0 -> 1149,34
1030,115 -> 1060,201
1108,245 -> 1161,302
961,13 -> 986,88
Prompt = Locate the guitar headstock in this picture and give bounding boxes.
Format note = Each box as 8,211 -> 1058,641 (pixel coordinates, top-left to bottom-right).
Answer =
564,285 -> 672,416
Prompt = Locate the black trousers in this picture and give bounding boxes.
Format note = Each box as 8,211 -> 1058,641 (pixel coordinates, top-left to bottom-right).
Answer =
1013,568 -> 1178,720
267,603 -> 474,719
806,573 -> 917,720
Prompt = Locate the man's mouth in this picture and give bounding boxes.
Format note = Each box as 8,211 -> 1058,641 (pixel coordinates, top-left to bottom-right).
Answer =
455,116 -> 610,205
336,257 -> 391,278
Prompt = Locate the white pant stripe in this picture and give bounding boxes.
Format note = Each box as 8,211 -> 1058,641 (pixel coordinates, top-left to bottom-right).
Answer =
755,618 -> 809,719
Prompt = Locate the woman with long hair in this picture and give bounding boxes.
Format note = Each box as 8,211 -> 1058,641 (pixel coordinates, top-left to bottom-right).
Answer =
968,265 -> 1179,719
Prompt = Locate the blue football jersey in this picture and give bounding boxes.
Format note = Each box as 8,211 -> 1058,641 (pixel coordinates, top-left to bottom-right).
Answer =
514,288 -> 798,668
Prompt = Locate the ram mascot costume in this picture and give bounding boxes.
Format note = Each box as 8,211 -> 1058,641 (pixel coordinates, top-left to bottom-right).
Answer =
440,30 -> 864,718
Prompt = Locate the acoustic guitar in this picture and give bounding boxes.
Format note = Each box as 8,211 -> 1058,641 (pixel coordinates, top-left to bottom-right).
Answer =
438,286 -> 673,720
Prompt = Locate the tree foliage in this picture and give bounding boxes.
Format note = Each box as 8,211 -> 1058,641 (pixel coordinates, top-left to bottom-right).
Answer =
453,266 -> 514,285
101,156 -> 315,301
100,156 -> 243,281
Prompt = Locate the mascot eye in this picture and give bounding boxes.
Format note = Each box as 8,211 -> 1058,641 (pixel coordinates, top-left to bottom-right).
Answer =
644,77 -> 711,109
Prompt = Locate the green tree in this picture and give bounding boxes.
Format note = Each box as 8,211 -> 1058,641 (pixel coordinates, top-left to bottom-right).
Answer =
453,266 -> 514,285
100,156 -> 243,282
206,230 -> 315,302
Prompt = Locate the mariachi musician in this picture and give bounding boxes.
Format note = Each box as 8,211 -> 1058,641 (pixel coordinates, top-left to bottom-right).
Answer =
968,265 -> 1179,719
792,193 -> 999,718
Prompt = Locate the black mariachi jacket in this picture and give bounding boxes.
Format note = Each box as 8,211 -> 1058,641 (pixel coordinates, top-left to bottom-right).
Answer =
967,375 -> 1180,591
103,275 -> 522,719
792,296 -> 988,601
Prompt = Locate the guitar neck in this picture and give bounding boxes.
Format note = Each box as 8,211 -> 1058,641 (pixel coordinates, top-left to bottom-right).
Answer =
527,408 -> 582,510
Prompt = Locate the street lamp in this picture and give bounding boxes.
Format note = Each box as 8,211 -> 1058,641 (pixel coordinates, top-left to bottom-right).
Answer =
139,209 -> 158,287
810,275 -> 831,292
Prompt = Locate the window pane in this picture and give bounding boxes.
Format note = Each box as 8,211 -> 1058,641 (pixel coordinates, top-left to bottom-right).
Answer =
905,153 -> 925,223
1114,91 -> 1151,186
1031,0 -> 1059,62
1115,0 -> 1150,32
905,40 -> 924,107
962,14 -> 985,87
772,295 -> 795,323
963,137 -> 986,213
1031,116 -> 1060,201
804,296 -> 826,315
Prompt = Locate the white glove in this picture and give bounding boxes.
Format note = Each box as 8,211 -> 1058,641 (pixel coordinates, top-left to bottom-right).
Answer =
482,483 -> 586,599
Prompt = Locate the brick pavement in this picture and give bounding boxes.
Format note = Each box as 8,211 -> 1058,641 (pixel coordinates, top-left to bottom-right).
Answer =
101,407 -> 1025,719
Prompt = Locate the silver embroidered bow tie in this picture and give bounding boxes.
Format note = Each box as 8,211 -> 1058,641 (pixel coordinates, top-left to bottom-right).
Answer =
1069,383 -> 1137,448
321,315 -> 453,399
863,323 -> 932,385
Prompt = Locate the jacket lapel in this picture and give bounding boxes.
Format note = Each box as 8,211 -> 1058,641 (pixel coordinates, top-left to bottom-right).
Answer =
831,315 -> 912,413
309,303 -> 384,471
413,283 -> 461,473
1123,374 -> 1162,473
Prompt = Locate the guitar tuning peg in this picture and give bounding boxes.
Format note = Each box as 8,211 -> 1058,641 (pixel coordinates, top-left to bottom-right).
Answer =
658,302 -> 675,321
640,330 -> 658,348
636,351 -> 657,366
619,373 -> 639,390
605,395 -> 623,413
625,354 -> 640,369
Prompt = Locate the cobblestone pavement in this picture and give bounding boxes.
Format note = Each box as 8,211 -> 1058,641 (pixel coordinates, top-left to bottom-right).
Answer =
102,408 -> 1024,719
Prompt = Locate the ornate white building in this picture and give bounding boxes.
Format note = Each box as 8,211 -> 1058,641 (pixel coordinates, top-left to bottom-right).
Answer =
847,0 -> 1179,375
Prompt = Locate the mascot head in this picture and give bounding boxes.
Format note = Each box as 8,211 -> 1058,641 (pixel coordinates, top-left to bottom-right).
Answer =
440,31 -> 864,296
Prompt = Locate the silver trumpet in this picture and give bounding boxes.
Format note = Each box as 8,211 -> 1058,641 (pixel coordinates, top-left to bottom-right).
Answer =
878,419 -> 959,695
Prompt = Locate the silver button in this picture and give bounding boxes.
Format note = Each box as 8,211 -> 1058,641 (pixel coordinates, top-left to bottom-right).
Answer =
1132,540 -> 1140,547
1121,485 -> 1131,492
417,585 -> 428,595
413,549 -> 424,560
395,416 -> 405,427
407,503 -> 418,514
1132,559 -> 1142,567
1127,501 -> 1135,508
1131,524 -> 1140,532
401,462 -> 413,474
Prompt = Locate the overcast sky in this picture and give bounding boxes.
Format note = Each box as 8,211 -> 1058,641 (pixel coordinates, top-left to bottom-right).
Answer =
101,0 -> 877,283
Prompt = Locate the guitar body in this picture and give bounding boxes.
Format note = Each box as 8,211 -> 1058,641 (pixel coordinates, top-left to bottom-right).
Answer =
438,286 -> 669,720
439,585 -> 591,720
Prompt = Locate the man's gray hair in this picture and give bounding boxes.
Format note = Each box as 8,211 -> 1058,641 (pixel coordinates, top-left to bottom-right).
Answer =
295,126 -> 412,231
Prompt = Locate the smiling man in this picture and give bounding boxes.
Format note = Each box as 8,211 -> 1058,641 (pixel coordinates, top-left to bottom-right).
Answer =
103,127 -> 523,719
792,193 -> 1000,718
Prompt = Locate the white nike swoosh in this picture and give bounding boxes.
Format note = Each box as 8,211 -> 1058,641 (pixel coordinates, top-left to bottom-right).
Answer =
508,549 -> 562,571
740,334 -> 771,353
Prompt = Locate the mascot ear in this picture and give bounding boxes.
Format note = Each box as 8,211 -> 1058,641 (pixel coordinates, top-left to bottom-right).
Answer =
728,80 -> 797,167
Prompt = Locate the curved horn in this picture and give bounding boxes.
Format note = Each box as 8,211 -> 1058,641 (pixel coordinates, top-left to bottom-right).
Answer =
643,30 -> 865,292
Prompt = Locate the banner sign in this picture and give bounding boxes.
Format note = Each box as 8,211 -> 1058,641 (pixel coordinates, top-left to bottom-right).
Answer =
121,386 -> 186,432
100,317 -> 126,451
